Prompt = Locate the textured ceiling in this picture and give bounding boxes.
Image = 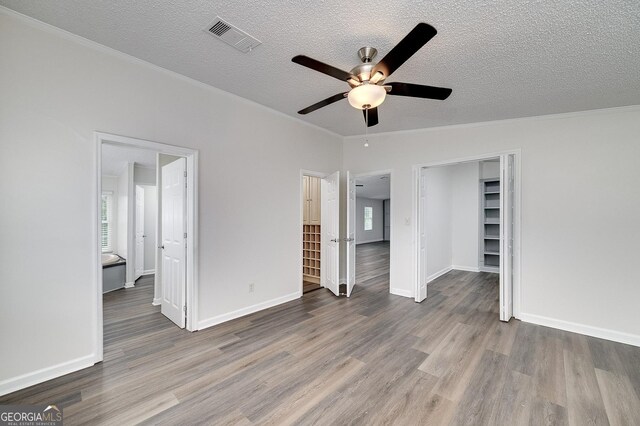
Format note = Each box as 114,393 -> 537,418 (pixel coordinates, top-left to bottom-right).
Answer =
3,0 -> 640,136
102,143 -> 156,176
356,175 -> 391,200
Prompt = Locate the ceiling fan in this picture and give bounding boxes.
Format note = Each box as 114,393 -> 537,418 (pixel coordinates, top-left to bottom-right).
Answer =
292,23 -> 452,127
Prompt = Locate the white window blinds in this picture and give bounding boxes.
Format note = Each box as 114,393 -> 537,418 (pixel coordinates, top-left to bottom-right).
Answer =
101,192 -> 113,252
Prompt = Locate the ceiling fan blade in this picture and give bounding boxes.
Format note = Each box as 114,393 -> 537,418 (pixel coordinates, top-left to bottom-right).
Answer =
388,82 -> 452,100
292,55 -> 354,81
362,107 -> 379,127
298,92 -> 348,114
372,23 -> 437,79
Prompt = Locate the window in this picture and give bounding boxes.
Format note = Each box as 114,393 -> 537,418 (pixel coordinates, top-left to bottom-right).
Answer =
364,206 -> 373,231
101,192 -> 113,253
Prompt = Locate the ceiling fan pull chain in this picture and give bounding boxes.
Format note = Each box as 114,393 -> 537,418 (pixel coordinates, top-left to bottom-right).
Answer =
364,108 -> 369,148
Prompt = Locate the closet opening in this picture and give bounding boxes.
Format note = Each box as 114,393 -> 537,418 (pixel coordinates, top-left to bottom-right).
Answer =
415,152 -> 519,321
301,173 -> 323,294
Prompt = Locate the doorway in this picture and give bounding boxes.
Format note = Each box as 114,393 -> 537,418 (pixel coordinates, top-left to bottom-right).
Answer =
352,173 -> 391,295
302,173 -> 322,294
95,132 -> 199,363
300,170 -> 341,298
414,152 -> 520,321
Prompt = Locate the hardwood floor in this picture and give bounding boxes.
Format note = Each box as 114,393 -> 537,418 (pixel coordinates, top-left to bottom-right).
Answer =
303,280 -> 321,294
2,244 -> 640,425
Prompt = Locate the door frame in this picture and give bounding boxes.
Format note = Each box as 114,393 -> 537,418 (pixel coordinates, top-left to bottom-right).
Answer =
95,132 -> 199,363
352,169 -> 394,295
412,150 -> 522,319
299,170 -> 329,296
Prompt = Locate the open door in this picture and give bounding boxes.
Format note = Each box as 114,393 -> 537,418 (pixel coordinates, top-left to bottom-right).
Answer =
321,171 -> 340,296
161,157 -> 187,328
416,168 -> 428,302
499,154 -> 515,321
134,185 -> 145,281
346,171 -> 356,296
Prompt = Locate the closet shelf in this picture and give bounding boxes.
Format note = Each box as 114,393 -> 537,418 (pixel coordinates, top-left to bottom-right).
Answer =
481,177 -> 501,272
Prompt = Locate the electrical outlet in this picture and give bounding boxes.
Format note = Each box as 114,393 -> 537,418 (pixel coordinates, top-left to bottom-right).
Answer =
249,283 -> 255,293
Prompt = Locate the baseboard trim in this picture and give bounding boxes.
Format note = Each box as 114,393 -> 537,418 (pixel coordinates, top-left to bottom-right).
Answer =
124,281 -> 135,288
0,354 -> 95,397
152,297 -> 161,306
390,287 -> 413,298
198,292 -> 300,331
452,265 -> 480,272
519,313 -> 640,347
426,266 -> 453,284
142,270 -> 155,276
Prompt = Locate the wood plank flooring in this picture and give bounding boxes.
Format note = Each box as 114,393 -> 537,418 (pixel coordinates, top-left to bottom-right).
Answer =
2,242 -> 639,425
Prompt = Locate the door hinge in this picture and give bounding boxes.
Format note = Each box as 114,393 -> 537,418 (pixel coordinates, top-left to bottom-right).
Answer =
184,232 -> 187,239
184,171 -> 187,177
183,305 -> 187,315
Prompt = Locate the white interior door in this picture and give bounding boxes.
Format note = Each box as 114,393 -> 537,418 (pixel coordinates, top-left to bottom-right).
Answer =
321,171 -> 340,296
416,168 -> 428,302
134,185 -> 145,281
499,154 -> 515,321
161,158 -> 187,328
346,171 -> 356,296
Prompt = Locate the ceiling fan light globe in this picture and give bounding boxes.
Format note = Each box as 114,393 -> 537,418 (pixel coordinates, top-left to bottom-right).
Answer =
347,84 -> 386,110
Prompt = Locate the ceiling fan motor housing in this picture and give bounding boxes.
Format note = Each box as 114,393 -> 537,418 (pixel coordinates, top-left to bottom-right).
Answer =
358,47 -> 377,63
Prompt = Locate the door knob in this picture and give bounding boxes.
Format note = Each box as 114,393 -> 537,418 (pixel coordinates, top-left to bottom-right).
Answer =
330,238 -> 340,243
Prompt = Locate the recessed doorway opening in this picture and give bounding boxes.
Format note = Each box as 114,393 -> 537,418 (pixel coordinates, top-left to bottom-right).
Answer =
95,132 -> 199,363
353,172 -> 391,295
414,152 -> 520,321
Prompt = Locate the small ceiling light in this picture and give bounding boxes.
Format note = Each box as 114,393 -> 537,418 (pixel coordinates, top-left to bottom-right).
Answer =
348,84 -> 386,110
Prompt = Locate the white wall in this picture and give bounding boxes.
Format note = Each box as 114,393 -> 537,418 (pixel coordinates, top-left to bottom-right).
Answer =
142,185 -> 157,273
423,167 -> 453,278
344,105 -> 640,345
101,176 -> 119,252
116,165 -> 130,260
0,11 -> 342,394
355,197 -> 384,244
134,165 -> 156,185
481,160 -> 500,179
451,162 -> 480,270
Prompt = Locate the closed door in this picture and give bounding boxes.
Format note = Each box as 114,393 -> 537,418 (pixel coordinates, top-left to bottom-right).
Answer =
161,158 -> 187,328
134,185 -> 145,280
321,171 -> 340,296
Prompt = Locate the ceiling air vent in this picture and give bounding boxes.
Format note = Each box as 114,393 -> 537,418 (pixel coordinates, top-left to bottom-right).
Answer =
205,17 -> 261,53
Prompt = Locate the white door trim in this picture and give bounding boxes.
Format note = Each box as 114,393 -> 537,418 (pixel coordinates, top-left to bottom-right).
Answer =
95,132 -> 199,364
412,150 -> 522,319
353,169 -> 394,295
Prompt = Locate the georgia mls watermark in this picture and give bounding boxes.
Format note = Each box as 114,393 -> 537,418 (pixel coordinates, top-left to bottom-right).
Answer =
0,405 -> 63,426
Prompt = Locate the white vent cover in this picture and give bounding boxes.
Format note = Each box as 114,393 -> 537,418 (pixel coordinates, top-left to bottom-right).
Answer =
205,17 -> 261,53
